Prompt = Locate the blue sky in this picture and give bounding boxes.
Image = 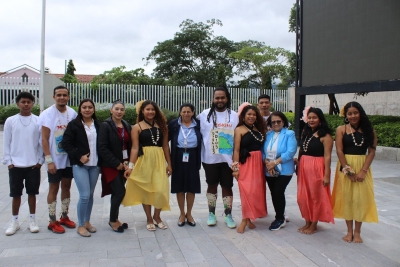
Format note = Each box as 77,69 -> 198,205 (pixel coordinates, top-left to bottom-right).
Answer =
1,0 -> 295,76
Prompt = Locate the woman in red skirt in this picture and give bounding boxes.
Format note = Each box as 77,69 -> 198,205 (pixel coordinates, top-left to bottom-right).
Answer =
232,103 -> 267,234
297,107 -> 334,234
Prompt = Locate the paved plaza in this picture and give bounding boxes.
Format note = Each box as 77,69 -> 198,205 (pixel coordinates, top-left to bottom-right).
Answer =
0,131 -> 399,267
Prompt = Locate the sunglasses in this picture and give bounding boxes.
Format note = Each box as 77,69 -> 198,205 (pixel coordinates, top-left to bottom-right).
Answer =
271,120 -> 282,125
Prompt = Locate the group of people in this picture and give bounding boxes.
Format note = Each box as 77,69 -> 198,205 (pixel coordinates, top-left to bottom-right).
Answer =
3,85 -> 378,244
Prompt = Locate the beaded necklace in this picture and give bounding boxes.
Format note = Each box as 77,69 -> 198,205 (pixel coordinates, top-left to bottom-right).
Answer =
243,123 -> 264,142
302,128 -> 319,152
144,119 -> 160,145
349,124 -> 364,147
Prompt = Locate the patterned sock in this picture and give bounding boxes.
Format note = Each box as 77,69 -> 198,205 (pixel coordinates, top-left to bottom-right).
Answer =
30,214 -> 35,220
61,198 -> 70,218
12,215 -> 18,222
206,193 -> 217,214
223,196 -> 233,215
48,201 -> 56,221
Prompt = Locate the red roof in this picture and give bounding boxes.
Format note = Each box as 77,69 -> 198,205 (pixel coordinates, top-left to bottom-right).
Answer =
53,74 -> 96,83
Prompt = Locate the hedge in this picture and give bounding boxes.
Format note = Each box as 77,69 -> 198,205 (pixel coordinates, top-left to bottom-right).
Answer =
1,106 -> 399,147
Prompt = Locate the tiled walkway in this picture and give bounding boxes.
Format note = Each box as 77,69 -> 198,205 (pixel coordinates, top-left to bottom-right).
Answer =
0,132 -> 399,266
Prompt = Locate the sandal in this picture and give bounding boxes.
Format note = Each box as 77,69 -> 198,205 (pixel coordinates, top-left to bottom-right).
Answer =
154,220 -> 168,230
77,229 -> 91,237
85,225 -> 97,233
146,223 -> 156,231
109,222 -> 124,233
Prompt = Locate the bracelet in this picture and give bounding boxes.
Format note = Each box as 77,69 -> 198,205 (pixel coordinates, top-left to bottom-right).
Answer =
231,161 -> 239,172
45,155 -> 53,164
361,168 -> 368,172
128,162 -> 134,170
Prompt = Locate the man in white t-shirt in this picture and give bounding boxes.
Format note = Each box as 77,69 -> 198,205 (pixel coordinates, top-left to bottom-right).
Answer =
197,86 -> 239,229
3,92 -> 44,236
258,94 -> 272,124
38,86 -> 77,234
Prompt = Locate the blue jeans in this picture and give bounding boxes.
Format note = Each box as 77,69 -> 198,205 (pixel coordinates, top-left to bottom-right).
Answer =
73,165 -> 100,227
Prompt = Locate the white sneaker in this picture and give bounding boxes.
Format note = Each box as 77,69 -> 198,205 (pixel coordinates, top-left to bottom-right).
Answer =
28,219 -> 39,233
5,220 -> 20,236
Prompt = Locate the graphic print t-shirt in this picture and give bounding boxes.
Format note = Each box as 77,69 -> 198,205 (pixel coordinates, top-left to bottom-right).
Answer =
197,108 -> 238,165
38,105 -> 77,170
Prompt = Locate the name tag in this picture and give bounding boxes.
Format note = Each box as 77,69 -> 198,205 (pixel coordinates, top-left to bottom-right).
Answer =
122,149 -> 128,159
267,152 -> 276,160
182,153 -> 189,162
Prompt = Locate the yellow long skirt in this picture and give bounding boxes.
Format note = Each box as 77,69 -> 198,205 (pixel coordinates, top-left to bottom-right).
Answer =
331,155 -> 378,222
122,146 -> 170,211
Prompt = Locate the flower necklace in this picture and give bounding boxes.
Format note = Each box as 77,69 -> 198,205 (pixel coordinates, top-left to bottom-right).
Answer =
144,119 -> 160,145
243,123 -> 264,142
302,129 -> 319,152
349,124 -> 364,147
18,114 -> 32,127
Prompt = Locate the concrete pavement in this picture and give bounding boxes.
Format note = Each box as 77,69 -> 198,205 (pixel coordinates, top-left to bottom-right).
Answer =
0,131 -> 400,267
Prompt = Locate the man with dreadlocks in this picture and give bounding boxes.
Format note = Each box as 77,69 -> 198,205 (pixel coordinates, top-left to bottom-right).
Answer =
197,85 -> 239,228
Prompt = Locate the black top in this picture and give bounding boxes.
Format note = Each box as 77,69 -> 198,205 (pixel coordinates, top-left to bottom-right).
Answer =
62,118 -> 101,166
139,127 -> 163,147
97,118 -> 132,168
301,136 -> 324,157
239,131 -> 263,164
343,131 -> 368,155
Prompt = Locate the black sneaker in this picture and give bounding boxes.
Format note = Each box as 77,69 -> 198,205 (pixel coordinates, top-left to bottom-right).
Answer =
269,219 -> 286,231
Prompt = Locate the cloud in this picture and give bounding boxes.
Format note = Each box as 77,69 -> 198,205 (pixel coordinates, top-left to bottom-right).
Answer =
1,0 -> 295,75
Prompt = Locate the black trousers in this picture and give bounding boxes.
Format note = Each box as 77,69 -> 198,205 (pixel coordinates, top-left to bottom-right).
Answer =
109,171 -> 126,222
266,175 -> 292,220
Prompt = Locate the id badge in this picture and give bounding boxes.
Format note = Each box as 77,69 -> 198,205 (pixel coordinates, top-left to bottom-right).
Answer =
54,129 -> 67,154
267,152 -> 276,160
122,149 -> 128,159
182,152 -> 189,162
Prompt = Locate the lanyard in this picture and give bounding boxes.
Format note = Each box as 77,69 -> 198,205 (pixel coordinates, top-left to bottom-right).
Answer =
112,121 -> 125,149
269,132 -> 280,151
180,126 -> 192,149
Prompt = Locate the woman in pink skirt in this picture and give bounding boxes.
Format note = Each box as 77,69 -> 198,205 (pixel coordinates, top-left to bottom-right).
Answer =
297,107 -> 334,234
232,103 -> 267,234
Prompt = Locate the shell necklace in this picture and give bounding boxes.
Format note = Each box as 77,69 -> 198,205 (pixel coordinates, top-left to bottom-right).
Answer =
243,123 -> 264,142
349,124 -> 364,147
302,129 -> 319,152
144,119 -> 160,145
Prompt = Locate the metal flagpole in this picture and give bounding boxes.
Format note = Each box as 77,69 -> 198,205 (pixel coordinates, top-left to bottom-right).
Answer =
39,0 -> 46,112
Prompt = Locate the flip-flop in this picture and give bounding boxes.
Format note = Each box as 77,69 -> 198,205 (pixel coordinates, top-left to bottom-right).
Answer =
154,220 -> 168,230
146,223 -> 156,231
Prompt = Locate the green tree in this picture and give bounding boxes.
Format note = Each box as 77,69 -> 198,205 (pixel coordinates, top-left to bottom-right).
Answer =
145,19 -> 237,87
61,59 -> 78,83
91,66 -> 161,86
66,59 -> 76,76
289,3 -> 296,33
229,45 -> 291,94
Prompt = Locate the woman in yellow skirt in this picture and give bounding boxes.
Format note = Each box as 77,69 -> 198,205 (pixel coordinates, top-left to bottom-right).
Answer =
123,100 -> 172,231
332,101 -> 378,243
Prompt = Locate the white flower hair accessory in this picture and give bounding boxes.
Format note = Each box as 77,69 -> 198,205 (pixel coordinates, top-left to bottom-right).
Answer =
301,106 -> 312,123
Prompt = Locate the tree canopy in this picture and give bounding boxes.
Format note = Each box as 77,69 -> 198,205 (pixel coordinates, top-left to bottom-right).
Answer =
91,66 -> 164,87
145,19 -> 237,87
229,44 -> 291,93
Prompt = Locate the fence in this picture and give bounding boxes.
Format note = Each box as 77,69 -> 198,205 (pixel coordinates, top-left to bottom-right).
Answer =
0,77 -> 288,113
0,77 -> 40,106
66,83 -> 288,113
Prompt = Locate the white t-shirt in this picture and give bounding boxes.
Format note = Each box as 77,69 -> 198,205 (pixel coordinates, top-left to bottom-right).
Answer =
2,114 -> 44,167
38,105 -> 77,169
197,108 -> 238,165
